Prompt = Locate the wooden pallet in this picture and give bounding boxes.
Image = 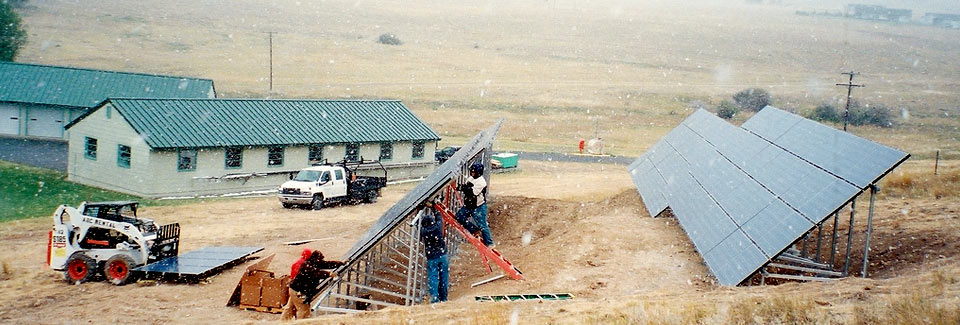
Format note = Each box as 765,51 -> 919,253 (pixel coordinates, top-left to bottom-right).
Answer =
239,304 -> 284,314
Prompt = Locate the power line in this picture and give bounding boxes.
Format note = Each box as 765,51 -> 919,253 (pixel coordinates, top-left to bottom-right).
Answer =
836,71 -> 864,131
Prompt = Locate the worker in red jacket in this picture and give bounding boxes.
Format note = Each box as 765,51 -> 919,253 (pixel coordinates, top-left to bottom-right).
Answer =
282,250 -> 345,320
281,249 -> 313,320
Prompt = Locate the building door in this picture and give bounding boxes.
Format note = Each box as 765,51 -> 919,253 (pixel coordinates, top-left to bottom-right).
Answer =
26,106 -> 65,138
0,104 -> 20,136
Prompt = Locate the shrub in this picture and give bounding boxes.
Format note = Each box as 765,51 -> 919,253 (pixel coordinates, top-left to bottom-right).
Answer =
0,0 -> 28,61
809,103 -> 840,123
732,88 -> 772,112
716,100 -> 738,119
848,104 -> 894,127
377,33 -> 402,45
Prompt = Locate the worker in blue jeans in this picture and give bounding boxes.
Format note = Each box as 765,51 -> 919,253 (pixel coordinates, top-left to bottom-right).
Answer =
457,163 -> 494,247
419,200 -> 448,303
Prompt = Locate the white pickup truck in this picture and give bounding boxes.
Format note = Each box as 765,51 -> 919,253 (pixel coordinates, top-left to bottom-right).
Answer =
278,161 -> 387,210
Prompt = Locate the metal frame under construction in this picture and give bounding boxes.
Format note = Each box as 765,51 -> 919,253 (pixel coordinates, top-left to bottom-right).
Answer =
310,120 -> 502,314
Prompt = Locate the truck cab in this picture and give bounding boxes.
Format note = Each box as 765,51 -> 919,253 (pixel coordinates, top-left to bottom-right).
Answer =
278,165 -> 348,209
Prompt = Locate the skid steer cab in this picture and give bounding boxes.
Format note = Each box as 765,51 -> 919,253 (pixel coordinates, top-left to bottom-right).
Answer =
47,201 -> 180,285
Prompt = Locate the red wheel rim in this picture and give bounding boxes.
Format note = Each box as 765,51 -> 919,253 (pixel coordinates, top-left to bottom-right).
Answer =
68,259 -> 88,280
108,260 -> 128,280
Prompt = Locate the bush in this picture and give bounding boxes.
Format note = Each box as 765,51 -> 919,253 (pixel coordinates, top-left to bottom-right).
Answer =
848,104 -> 894,128
377,33 -> 402,45
716,100 -> 738,119
809,103 -> 841,123
732,88 -> 772,112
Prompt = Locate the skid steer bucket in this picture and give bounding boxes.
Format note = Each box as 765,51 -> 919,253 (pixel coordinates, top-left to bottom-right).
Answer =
149,223 -> 180,263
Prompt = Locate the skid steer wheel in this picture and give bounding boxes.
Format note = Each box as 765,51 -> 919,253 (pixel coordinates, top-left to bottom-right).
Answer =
311,194 -> 324,210
64,253 -> 97,284
104,254 -> 138,285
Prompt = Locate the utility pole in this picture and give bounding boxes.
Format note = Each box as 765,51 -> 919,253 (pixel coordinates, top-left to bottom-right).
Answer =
265,31 -> 277,92
836,71 -> 864,131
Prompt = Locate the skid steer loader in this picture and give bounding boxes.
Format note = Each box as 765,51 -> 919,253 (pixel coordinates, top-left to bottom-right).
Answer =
47,201 -> 180,285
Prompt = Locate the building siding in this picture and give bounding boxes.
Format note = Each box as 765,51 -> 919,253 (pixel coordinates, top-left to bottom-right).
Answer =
67,103 -> 155,196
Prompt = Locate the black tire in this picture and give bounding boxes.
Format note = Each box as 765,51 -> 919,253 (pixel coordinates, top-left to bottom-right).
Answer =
281,202 -> 294,209
365,190 -> 378,203
64,252 -> 97,284
104,254 -> 138,285
311,194 -> 324,210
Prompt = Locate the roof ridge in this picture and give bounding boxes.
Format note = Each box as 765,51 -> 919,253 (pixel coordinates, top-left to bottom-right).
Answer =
107,98 -> 401,102
0,61 -> 213,82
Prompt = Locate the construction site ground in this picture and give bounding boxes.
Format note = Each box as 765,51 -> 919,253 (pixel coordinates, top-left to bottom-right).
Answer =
1,160 -> 958,323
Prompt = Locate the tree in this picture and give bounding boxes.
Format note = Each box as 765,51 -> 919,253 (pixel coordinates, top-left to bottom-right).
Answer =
716,100 -> 739,119
732,88 -> 772,112
0,1 -> 27,61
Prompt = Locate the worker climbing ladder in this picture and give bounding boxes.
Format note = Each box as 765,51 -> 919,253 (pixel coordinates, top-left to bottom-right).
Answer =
433,197 -> 524,280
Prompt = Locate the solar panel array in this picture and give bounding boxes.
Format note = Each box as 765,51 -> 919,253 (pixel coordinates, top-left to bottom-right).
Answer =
135,246 -> 264,277
628,107 -> 908,285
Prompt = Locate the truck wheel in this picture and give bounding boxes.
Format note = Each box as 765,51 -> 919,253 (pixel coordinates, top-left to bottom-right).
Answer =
311,194 -> 324,210
104,254 -> 138,285
281,203 -> 294,209
366,190 -> 378,203
64,252 -> 97,284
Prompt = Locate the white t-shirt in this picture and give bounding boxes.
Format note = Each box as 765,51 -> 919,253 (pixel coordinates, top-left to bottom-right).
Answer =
468,175 -> 487,206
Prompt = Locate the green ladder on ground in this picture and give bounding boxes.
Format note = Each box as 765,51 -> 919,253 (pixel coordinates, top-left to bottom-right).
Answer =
475,293 -> 574,302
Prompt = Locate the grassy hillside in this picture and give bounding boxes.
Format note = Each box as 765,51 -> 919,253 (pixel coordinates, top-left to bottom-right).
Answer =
0,161 -> 176,221
13,0 -> 960,157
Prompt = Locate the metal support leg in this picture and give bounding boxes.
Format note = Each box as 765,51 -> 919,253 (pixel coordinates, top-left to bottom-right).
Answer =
800,233 -> 808,258
842,197 -> 857,276
830,212 -> 839,266
815,223 -> 823,263
862,185 -> 878,278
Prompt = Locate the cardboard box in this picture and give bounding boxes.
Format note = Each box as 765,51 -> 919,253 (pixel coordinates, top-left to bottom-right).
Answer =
227,254 -> 290,313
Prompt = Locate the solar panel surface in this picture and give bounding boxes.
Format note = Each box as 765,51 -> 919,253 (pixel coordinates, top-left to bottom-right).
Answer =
627,107 -> 908,285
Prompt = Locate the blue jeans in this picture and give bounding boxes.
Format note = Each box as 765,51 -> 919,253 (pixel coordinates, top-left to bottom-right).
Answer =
456,207 -> 480,234
473,203 -> 494,246
426,254 -> 449,303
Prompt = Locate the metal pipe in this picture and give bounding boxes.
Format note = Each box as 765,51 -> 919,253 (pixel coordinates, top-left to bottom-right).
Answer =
830,212 -> 840,266
862,185 -> 878,278
815,223 -> 823,262
800,232 -> 808,258
842,197 -> 857,276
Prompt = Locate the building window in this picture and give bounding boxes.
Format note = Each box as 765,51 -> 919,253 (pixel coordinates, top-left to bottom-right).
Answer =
178,149 -> 197,171
380,143 -> 393,161
225,147 -> 242,169
309,144 -> 324,165
346,143 -> 360,162
84,137 -> 97,160
117,145 -> 131,168
268,145 -> 284,167
412,141 -> 425,160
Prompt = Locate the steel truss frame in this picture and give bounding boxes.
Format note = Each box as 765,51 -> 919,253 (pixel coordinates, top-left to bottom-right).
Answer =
310,120 -> 502,314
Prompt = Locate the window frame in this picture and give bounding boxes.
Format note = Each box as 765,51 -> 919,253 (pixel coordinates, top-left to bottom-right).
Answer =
345,143 -> 360,162
267,145 -> 284,167
177,148 -> 197,171
117,144 -> 131,168
225,147 -> 243,169
379,142 -> 393,161
84,137 -> 98,160
412,141 -> 425,160
308,144 -> 324,164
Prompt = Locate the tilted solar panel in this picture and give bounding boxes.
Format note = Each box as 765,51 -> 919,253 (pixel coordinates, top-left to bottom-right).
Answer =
628,107 -> 908,285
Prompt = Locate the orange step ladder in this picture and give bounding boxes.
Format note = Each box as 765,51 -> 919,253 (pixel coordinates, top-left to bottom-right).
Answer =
433,200 -> 524,280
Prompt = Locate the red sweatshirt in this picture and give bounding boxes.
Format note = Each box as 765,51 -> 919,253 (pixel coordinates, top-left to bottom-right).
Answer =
290,249 -> 312,279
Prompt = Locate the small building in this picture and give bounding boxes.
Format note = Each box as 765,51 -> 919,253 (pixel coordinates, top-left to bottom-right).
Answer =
64,98 -> 440,198
845,4 -> 912,22
923,13 -> 960,28
0,62 -> 215,139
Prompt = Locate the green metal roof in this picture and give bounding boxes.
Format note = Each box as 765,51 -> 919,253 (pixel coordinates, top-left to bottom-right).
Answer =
0,62 -> 215,108
67,99 -> 441,149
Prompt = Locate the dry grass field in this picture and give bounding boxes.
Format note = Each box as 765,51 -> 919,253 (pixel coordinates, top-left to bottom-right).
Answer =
13,0 -> 960,156
5,0 -> 960,323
